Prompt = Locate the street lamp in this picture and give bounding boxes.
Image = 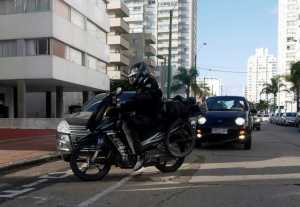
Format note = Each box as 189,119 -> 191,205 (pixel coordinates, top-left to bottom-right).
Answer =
157,55 -> 167,96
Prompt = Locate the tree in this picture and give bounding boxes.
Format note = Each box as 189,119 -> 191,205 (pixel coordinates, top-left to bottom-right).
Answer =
171,66 -> 200,97
260,75 -> 285,111
285,61 -> 300,112
256,100 -> 269,112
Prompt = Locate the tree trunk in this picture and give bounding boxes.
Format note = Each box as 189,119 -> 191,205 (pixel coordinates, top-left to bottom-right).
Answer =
186,86 -> 190,98
274,93 -> 277,112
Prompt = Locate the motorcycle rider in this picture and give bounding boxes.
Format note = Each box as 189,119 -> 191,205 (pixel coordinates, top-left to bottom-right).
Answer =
121,62 -> 163,170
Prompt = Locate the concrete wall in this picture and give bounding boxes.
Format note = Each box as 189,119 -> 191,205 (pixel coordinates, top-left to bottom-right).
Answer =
0,118 -> 63,129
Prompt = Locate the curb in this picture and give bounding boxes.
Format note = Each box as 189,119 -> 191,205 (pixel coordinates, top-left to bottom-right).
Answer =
0,153 -> 60,175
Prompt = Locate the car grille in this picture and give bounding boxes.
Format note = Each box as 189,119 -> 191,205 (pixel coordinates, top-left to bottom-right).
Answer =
69,125 -> 90,143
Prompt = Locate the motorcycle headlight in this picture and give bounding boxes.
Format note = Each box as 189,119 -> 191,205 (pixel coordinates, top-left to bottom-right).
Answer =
198,117 -> 207,125
57,120 -> 71,134
235,117 -> 246,126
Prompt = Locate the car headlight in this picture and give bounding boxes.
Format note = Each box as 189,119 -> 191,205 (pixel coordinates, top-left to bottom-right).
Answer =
57,120 -> 71,134
235,117 -> 245,126
198,117 -> 207,125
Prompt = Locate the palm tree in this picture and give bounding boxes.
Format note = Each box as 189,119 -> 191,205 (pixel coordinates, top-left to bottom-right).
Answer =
285,61 -> 300,112
197,82 -> 210,100
260,75 -> 285,111
171,66 -> 200,97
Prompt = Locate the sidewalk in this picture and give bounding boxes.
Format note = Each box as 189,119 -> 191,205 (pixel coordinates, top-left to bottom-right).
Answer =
0,129 -> 58,172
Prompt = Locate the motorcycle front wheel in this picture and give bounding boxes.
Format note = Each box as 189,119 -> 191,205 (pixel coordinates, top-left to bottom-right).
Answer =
155,157 -> 185,173
70,146 -> 111,181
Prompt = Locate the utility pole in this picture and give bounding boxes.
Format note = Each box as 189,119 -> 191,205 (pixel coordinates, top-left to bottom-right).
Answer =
167,9 -> 173,99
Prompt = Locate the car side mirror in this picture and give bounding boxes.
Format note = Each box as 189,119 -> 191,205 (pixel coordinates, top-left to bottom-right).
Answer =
116,87 -> 123,96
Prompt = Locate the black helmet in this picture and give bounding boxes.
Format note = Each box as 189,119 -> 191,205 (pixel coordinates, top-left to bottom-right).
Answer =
128,62 -> 150,87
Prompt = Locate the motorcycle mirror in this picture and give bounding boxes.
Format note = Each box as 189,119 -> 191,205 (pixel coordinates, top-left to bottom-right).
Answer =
116,87 -> 123,96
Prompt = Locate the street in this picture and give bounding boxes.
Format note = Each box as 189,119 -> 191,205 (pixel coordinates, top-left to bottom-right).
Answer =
1,123 -> 300,207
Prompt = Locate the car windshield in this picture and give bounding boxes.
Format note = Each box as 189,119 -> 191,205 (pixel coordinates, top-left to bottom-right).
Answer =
286,113 -> 297,117
206,97 -> 248,112
82,93 -> 107,112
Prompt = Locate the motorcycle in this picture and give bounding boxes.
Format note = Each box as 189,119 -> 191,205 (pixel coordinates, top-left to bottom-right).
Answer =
69,88 -> 199,181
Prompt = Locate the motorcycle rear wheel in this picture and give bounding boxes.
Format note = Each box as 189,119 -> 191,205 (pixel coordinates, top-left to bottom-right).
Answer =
155,157 -> 185,173
70,146 -> 111,181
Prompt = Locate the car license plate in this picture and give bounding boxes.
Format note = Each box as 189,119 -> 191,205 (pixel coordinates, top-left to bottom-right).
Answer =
212,128 -> 228,134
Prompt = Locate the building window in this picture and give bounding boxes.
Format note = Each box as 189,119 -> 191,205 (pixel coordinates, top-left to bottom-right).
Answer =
87,55 -> 97,70
71,9 -> 85,30
54,0 -> 70,20
52,39 -> 66,59
68,47 -> 83,66
0,40 -> 17,57
25,39 -> 49,56
87,20 -> 107,41
0,0 -> 50,15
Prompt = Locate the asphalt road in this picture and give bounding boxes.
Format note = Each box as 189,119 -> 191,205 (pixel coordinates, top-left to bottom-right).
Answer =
1,123 -> 300,207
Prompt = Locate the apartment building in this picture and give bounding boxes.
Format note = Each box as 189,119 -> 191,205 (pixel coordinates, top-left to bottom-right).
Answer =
107,0 -> 131,80
245,49 -> 277,103
197,77 -> 223,97
0,0 -> 110,118
278,0 -> 299,111
124,0 -> 197,74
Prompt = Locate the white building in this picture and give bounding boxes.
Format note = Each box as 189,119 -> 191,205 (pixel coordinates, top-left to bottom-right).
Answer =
245,49 -> 277,103
197,77 -> 222,97
124,0 -> 197,72
107,0 -> 131,80
278,0 -> 299,111
0,0 -> 110,118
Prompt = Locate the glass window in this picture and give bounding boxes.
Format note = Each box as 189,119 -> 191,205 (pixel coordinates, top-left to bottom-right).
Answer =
0,0 -> 15,14
54,0 -> 70,20
71,9 -> 85,30
69,47 -> 83,65
0,40 -> 17,57
36,0 -> 50,11
37,39 -> 49,55
25,40 -> 36,56
87,55 -> 97,70
52,40 -> 66,58
87,20 -> 97,36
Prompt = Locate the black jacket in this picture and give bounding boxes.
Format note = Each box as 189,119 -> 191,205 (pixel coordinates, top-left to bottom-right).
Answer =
121,76 -> 162,119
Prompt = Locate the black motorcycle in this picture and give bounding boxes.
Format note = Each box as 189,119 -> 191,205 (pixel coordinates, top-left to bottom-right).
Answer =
69,89 -> 199,181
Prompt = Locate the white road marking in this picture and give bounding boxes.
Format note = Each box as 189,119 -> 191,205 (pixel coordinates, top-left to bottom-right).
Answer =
200,157 -> 300,170
22,179 -> 48,188
117,185 -> 207,192
78,169 -> 144,207
190,173 -> 300,183
39,170 -> 72,179
0,188 -> 35,198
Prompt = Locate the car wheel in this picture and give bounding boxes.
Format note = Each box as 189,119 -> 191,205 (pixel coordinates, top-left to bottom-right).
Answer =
244,135 -> 252,150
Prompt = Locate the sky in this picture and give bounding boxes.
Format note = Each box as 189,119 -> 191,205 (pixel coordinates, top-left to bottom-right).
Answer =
197,0 -> 278,96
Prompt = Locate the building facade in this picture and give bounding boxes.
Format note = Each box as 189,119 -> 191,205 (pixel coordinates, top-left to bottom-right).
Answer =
0,0 -> 110,118
245,48 -> 277,103
278,0 -> 299,111
197,77 -> 223,97
107,0 -> 131,80
124,0 -> 197,74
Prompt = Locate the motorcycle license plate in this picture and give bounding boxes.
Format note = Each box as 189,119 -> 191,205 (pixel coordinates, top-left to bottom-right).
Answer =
212,128 -> 228,134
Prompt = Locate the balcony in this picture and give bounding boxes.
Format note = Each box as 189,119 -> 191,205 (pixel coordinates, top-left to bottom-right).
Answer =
145,45 -> 156,57
108,35 -> 130,50
145,33 -> 156,44
107,0 -> 129,17
109,53 -> 130,66
110,18 -> 130,34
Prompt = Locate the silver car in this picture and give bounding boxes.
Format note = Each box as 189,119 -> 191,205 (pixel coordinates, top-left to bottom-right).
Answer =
282,112 -> 297,126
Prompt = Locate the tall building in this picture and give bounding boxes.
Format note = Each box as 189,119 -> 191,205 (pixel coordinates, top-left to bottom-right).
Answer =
278,0 -> 299,111
107,0 -> 131,80
245,49 -> 277,103
0,0 -> 110,118
197,77 -> 223,97
124,0 -> 197,73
